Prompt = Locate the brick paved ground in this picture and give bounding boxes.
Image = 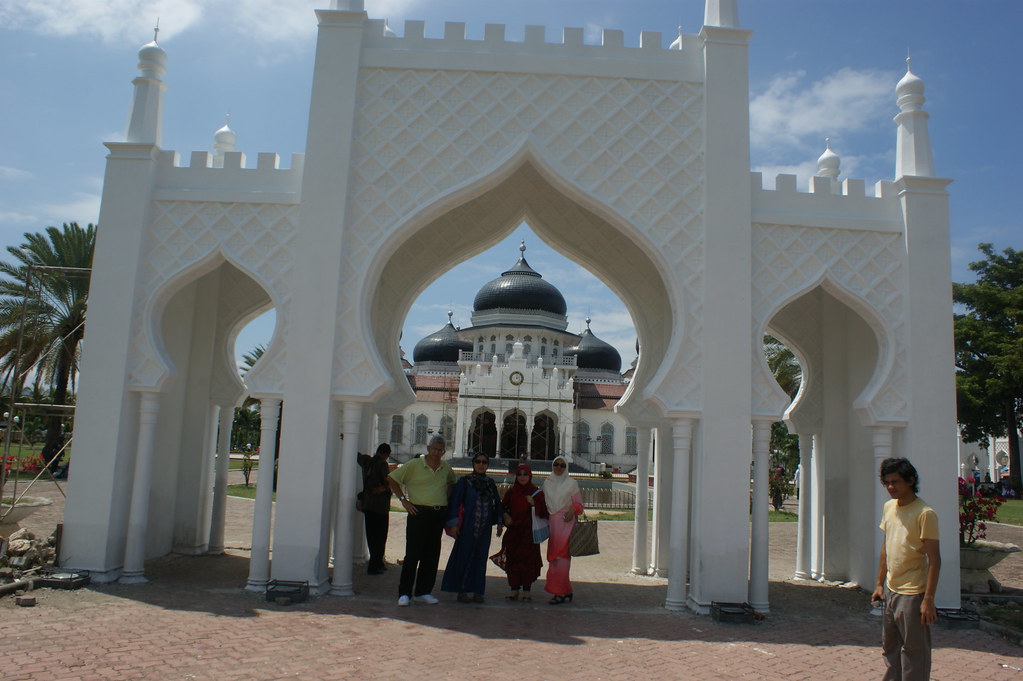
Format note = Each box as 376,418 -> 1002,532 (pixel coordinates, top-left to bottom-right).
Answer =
2,475 -> 1021,680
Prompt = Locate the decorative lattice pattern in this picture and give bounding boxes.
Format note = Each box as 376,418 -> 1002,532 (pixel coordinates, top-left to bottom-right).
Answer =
127,201 -> 297,392
751,224 -> 907,422
332,68 -> 705,409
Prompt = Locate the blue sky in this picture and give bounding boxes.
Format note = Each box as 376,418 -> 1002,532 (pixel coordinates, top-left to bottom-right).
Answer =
1,1 -> 1019,371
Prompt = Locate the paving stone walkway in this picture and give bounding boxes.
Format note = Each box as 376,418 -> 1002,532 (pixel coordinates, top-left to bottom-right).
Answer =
2,476 -> 1021,680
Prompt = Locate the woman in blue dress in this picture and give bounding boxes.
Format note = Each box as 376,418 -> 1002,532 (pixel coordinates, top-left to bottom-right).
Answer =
441,453 -> 504,602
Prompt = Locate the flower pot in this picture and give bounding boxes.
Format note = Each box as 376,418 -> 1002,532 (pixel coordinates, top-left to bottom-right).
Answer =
959,541 -> 1021,593
0,496 -> 54,525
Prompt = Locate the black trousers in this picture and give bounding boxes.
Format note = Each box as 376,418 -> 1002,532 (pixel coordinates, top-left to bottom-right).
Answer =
363,510 -> 389,570
398,507 -> 447,597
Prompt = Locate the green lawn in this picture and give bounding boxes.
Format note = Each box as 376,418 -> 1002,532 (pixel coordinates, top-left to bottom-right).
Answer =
996,499 -> 1023,526
227,484 -> 274,501
769,510 -> 798,522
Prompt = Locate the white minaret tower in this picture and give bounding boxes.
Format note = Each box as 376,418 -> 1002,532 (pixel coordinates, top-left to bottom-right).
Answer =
894,57 -> 935,177
212,115 -> 237,168
704,0 -> 739,27
125,26 -> 167,146
816,138 -> 840,179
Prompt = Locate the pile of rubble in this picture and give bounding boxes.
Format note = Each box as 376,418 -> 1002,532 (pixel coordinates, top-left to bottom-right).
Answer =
1,527 -> 58,579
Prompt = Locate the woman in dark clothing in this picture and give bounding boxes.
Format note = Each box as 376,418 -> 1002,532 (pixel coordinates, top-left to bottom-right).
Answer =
357,443 -> 393,575
500,463 -> 547,601
441,453 -> 503,602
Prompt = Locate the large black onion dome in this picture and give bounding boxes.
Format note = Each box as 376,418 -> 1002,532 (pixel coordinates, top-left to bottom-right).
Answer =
473,242 -> 567,316
564,319 -> 622,372
413,313 -> 473,364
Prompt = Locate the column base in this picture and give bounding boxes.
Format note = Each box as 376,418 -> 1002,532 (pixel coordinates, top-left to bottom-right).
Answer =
329,584 -> 355,597
630,566 -> 649,575
245,581 -> 267,592
207,546 -> 225,556
664,598 -> 686,611
749,601 -> 770,614
793,570 -> 812,580
119,572 -> 148,585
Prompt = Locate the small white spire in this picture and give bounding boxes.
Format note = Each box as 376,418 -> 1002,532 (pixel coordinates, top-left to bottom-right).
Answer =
212,114 -> 237,168
125,29 -> 168,145
669,25 -> 683,50
894,57 -> 935,177
816,138 -> 840,179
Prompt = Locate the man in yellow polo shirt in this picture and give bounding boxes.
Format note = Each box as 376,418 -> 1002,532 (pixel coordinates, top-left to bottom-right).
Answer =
871,457 -> 941,681
388,435 -> 456,607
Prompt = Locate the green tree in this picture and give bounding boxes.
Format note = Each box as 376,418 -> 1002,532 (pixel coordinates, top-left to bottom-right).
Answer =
231,345 -> 265,452
765,335 -> 802,472
953,243 -> 1023,492
0,223 -> 95,468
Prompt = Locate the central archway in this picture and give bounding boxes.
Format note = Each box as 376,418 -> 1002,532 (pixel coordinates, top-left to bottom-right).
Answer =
366,157 -> 679,413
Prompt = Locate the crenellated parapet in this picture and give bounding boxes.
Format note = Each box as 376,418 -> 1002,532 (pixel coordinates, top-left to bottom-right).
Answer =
356,18 -> 703,80
151,149 -> 305,203
752,171 -> 903,233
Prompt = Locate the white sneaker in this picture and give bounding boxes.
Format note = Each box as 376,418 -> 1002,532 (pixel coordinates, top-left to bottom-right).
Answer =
398,595 -> 411,607
413,594 -> 439,605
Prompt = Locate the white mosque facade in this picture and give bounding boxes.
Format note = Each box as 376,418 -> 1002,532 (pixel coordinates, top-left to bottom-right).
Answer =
394,243 -> 637,469
60,0 -> 962,614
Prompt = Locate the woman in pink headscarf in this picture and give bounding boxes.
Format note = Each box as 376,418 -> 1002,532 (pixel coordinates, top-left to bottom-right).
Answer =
542,456 -> 583,604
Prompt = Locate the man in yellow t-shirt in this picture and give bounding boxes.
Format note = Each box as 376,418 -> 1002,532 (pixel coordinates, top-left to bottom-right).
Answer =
871,457 -> 941,681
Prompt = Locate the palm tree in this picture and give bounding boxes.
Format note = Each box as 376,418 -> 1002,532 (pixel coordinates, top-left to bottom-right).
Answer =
0,223 -> 95,468
764,334 -> 801,399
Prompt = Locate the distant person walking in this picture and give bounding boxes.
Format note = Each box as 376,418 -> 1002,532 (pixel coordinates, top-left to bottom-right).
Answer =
388,435 -> 455,607
871,457 -> 941,681
357,443 -> 393,575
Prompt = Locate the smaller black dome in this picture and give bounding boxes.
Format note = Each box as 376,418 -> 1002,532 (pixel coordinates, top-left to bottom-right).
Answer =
564,321 -> 621,372
413,315 -> 473,364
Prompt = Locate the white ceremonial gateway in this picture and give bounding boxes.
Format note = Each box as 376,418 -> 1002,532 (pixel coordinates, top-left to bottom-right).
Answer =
62,0 -> 960,613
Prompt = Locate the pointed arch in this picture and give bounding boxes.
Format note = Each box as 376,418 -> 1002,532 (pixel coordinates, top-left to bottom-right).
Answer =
357,142 -> 683,419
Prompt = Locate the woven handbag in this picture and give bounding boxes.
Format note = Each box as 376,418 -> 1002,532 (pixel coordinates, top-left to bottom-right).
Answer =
568,514 -> 599,557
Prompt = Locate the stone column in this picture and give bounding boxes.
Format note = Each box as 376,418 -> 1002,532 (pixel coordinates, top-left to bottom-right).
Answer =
631,427 -> 653,574
246,398 -> 281,591
748,420 -> 771,611
811,433 -> 825,580
872,425 -> 894,597
331,401 -> 363,596
665,418 -> 694,610
651,426 -> 672,576
208,404 -> 235,555
119,391 -> 162,583
794,433 -> 813,579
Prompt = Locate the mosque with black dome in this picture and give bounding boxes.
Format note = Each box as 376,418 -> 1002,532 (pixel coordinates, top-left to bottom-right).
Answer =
390,243 -> 638,470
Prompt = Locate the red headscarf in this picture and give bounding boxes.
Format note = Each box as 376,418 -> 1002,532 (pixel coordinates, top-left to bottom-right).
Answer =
504,464 -> 538,516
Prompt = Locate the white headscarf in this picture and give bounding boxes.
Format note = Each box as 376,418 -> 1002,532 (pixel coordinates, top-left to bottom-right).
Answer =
543,456 -> 581,513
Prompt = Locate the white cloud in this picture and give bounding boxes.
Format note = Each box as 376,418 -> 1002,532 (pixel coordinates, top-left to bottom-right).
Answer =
750,68 -> 894,153
0,0 -> 204,44
0,166 -> 34,181
38,192 -> 102,226
0,0 -> 426,46
0,211 -> 39,225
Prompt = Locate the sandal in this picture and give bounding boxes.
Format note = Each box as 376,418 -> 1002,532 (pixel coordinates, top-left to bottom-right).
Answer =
457,592 -> 471,603
521,593 -> 532,602
473,594 -> 485,603
505,591 -> 520,601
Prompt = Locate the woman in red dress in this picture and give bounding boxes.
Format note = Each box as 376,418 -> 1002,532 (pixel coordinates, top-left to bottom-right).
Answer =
500,464 -> 546,601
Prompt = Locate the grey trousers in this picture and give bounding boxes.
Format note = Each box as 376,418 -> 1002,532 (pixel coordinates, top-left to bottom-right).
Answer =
882,590 -> 932,681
